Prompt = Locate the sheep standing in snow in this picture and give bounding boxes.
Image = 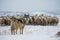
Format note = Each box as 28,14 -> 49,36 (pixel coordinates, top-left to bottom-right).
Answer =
46,16 -> 59,25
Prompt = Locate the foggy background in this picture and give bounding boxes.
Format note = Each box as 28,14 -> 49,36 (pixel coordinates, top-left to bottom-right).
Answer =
0,0 -> 60,15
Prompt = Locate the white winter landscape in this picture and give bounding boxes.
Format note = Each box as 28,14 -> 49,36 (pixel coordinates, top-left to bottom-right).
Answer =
0,0 -> 60,40
0,12 -> 60,40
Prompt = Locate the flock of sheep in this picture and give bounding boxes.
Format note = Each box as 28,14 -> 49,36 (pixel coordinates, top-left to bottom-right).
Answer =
0,14 -> 59,35
0,14 -> 59,26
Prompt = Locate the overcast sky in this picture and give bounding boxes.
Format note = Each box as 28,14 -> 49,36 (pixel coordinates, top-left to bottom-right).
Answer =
0,0 -> 60,14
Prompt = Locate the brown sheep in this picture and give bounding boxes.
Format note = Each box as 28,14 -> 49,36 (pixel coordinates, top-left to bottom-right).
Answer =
0,18 -> 6,25
40,16 -> 47,25
45,16 -> 53,25
34,16 -> 43,25
0,16 -> 11,25
29,16 -> 34,24
46,16 -> 59,25
51,16 -> 59,25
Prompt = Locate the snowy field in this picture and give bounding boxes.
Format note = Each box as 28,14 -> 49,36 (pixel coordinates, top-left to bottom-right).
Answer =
0,12 -> 60,40
0,23 -> 60,40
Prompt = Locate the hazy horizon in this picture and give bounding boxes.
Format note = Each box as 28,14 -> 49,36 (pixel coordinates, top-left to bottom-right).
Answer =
0,0 -> 60,15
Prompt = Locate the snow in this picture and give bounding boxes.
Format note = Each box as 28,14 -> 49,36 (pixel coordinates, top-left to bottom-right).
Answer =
0,12 -> 60,40
0,25 -> 60,40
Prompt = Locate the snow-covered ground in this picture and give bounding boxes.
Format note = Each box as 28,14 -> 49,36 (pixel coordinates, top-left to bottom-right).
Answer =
0,12 -> 60,40
0,25 -> 60,40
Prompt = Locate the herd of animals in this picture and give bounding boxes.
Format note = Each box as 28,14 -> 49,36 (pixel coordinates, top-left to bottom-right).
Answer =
0,14 -> 59,26
0,14 -> 60,36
